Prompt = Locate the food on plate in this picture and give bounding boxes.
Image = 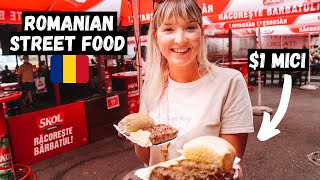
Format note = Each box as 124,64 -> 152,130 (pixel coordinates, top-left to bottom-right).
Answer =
130,130 -> 153,147
142,124 -> 179,145
183,136 -> 236,173
117,113 -> 179,147
118,113 -> 155,135
150,159 -> 226,180
148,136 -> 236,179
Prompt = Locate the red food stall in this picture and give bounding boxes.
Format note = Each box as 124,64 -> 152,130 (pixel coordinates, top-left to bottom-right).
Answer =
112,71 -> 142,114
0,0 -> 129,168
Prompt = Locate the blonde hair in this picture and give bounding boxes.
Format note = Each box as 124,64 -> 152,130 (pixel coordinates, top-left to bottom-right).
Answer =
141,0 -> 214,110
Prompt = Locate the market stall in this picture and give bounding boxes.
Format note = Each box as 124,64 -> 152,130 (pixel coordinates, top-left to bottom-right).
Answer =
0,0 -> 129,169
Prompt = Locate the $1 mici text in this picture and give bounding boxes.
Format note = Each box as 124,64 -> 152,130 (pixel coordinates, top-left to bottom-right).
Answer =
249,51 -> 306,70
249,51 -> 266,70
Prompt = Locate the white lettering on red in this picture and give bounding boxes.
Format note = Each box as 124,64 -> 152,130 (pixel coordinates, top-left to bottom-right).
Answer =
0,153 -> 10,163
128,82 -> 138,89
38,113 -> 64,130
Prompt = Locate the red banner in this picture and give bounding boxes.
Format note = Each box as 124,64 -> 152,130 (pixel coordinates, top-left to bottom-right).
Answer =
207,2 -> 320,23
7,101 -> 88,165
291,24 -> 320,33
197,0 -> 231,16
120,0 -> 154,26
0,9 -> 22,24
224,15 -> 299,30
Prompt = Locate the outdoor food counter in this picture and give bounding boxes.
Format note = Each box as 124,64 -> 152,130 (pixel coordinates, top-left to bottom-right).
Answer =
7,101 -> 88,165
6,90 -> 128,165
84,91 -> 128,142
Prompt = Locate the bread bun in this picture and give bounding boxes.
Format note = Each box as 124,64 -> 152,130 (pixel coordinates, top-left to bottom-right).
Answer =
182,136 -> 236,173
118,113 -> 155,135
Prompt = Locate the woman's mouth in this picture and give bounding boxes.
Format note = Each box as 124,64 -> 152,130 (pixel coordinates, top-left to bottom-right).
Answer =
171,48 -> 190,54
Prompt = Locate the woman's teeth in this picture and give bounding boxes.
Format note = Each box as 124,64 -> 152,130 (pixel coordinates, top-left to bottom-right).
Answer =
172,49 -> 189,53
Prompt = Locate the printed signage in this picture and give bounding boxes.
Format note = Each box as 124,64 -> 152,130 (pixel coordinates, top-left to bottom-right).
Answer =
0,10 -> 22,24
248,49 -> 309,71
127,80 -> 139,114
7,101 -> 88,165
9,12 -> 127,55
106,95 -> 120,110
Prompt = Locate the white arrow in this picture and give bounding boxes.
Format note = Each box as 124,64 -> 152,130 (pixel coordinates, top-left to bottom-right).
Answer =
257,74 -> 292,141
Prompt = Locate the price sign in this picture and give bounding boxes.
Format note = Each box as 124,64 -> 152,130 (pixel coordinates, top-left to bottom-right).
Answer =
248,49 -> 309,71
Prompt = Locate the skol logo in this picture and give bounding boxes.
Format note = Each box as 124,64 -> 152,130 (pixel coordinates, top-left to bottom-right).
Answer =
37,113 -> 64,131
128,82 -> 138,89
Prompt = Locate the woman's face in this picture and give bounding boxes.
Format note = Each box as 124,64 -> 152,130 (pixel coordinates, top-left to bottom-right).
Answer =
156,17 -> 201,68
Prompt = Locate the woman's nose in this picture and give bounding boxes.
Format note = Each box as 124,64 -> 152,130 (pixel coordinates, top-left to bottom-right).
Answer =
174,30 -> 187,44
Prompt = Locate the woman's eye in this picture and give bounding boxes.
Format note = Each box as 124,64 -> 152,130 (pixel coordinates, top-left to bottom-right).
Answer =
164,28 -> 173,32
186,26 -> 197,30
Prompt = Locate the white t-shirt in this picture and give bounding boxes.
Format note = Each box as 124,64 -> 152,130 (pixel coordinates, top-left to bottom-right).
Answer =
140,65 -> 254,166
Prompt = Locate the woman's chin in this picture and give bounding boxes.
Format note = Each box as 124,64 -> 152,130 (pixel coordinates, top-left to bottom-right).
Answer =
169,60 -> 196,68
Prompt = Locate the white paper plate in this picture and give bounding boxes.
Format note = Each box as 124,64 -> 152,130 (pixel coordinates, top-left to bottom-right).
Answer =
135,156 -> 184,180
113,124 -> 182,147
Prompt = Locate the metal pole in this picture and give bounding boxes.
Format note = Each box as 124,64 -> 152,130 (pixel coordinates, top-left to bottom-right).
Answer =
257,20 -> 261,107
308,33 -> 311,84
252,20 -> 273,115
131,0 -> 142,96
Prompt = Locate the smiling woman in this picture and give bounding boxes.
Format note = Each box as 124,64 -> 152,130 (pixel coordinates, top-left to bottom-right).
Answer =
123,0 -> 254,179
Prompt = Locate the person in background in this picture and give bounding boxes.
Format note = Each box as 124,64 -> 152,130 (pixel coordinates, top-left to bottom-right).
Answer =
122,0 -> 254,179
132,45 -> 147,73
36,61 -> 51,99
36,61 -> 50,79
1,65 -> 13,83
17,55 -> 35,108
91,59 -> 97,65
311,52 -> 320,75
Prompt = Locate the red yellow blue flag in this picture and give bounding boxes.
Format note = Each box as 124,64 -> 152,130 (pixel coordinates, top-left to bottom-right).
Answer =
50,55 -> 89,83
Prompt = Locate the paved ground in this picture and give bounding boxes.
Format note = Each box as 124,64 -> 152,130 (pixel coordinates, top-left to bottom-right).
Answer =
30,79 -> 320,180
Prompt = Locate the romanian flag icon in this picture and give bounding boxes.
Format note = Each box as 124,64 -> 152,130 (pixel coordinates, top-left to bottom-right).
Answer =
50,55 -> 89,83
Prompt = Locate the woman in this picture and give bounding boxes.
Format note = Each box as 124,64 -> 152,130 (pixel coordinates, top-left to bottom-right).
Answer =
129,0 -> 253,178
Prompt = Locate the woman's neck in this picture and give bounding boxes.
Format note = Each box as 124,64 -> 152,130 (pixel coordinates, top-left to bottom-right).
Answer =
169,63 -> 201,83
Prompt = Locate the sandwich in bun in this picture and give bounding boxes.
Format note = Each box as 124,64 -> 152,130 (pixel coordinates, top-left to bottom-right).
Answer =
117,113 -> 179,147
182,136 -> 236,173
118,113 -> 155,135
147,136 -> 236,179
